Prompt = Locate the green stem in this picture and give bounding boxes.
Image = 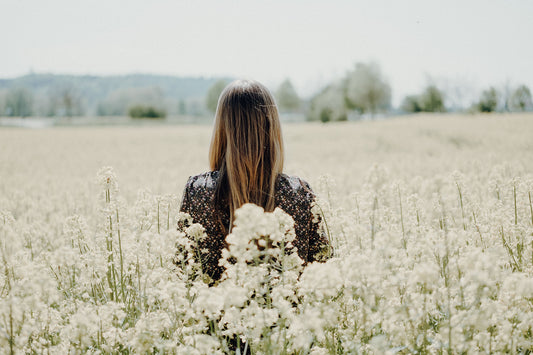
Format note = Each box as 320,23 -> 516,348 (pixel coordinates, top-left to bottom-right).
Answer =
371,195 -> 378,249
527,191 -> 533,226
472,211 -> 484,247
116,209 -> 125,302
398,186 -> 406,249
157,200 -> 160,234
500,226 -> 521,272
513,184 -> 518,225
108,216 -> 117,301
9,300 -> 14,355
455,181 -> 466,231
167,202 -> 170,231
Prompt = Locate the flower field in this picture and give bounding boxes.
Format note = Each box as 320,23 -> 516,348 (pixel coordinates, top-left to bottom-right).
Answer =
1,113 -> 533,354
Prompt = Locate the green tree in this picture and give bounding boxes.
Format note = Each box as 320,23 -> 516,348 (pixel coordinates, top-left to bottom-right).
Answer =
477,87 -> 499,113
5,87 -> 34,117
401,95 -> 423,113
344,62 -> 391,116
508,85 -> 532,112
275,79 -> 301,112
206,80 -> 229,113
307,84 -> 347,122
419,85 -> 445,112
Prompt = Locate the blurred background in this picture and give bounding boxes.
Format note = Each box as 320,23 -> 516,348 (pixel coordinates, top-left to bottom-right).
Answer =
1,0 -> 532,127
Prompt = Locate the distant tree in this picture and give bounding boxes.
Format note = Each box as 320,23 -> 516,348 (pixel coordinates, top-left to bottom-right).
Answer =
275,79 -> 301,112
401,85 -> 445,113
477,87 -> 499,113
401,95 -> 423,113
501,81 -> 512,112
307,84 -> 347,122
48,84 -> 84,117
0,90 -> 6,116
61,87 -> 76,117
508,85 -> 532,112
128,105 -> 166,118
206,80 -> 229,113
5,87 -> 33,117
419,85 -> 445,112
97,86 -> 166,116
344,62 -> 391,116
178,99 -> 187,115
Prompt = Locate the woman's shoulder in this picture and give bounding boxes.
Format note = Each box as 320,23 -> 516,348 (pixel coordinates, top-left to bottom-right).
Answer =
277,173 -> 315,197
185,171 -> 220,191
184,170 -> 315,196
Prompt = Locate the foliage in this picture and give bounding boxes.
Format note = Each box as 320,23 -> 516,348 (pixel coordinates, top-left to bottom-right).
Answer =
47,84 -> 84,117
401,95 -> 423,113
307,84 -> 347,122
4,87 -> 33,117
402,85 -> 446,113
206,80 -> 229,113
508,85 -> 532,112
275,79 -> 301,112
307,61 -> 391,121
128,105 -> 167,119
477,87 -> 499,112
420,85 -> 445,112
344,62 -> 391,115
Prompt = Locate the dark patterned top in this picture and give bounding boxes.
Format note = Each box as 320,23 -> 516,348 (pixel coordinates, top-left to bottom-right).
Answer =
179,171 -> 331,280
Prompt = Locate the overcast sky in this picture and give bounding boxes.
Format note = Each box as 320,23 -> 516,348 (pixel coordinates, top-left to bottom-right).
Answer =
2,0 -> 532,104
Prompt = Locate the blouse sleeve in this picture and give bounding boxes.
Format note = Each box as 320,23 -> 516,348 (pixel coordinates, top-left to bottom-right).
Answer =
177,176 -> 192,231
299,179 -> 333,262
179,177 -> 192,213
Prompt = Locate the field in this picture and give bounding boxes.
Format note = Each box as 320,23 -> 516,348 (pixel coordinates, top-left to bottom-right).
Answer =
1,113 -> 533,353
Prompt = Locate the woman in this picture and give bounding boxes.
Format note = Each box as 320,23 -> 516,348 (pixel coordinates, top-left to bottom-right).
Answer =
179,79 -> 331,281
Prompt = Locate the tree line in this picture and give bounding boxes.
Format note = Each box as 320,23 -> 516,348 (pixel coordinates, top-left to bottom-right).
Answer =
1,68 -> 531,120
205,62 -> 532,122
0,74 -> 221,118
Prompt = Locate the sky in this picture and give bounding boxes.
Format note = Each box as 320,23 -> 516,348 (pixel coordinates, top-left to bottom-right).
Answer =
2,0 -> 532,105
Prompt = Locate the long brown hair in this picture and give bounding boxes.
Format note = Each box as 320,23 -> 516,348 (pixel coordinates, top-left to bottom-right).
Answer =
209,79 -> 284,232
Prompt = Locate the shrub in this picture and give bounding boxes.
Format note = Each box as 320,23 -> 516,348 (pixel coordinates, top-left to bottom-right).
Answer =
477,87 -> 499,113
401,95 -> 423,113
419,85 -> 445,112
128,105 -> 166,119
401,86 -> 445,113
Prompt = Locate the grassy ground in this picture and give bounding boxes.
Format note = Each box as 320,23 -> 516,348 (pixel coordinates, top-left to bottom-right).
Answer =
1,113 -> 532,206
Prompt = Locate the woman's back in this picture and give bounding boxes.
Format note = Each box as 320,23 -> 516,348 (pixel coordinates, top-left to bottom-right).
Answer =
179,171 -> 330,280
178,79 -> 331,281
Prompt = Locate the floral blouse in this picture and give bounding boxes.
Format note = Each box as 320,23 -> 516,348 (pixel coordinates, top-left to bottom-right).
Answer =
179,171 -> 331,280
